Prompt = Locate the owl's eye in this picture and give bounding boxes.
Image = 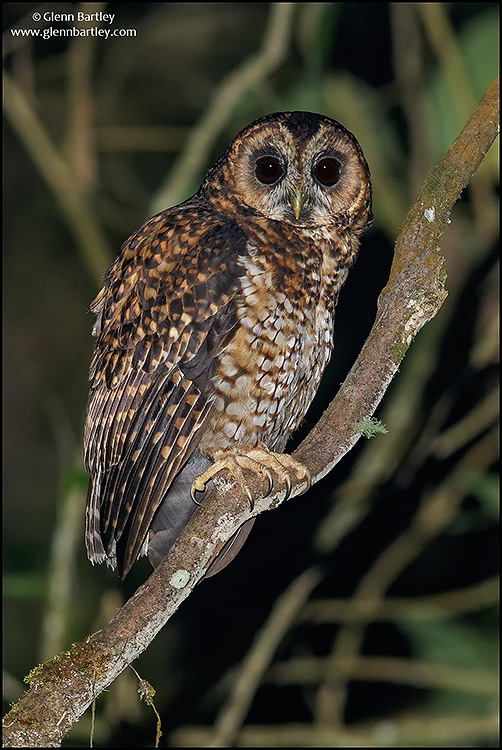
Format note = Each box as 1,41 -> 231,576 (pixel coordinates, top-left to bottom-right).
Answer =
255,156 -> 284,185
313,158 -> 341,187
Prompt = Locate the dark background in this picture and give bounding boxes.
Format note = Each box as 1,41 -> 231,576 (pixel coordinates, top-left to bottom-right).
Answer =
3,3 -> 499,746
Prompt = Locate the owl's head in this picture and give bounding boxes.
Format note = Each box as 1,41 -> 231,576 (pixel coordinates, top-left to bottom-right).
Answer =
203,111 -> 372,231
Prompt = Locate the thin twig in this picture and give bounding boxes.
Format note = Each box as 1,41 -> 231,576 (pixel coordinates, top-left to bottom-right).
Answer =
3,70 -> 111,285
432,385 -> 499,458
390,4 -> 431,195
171,710 -> 499,747
418,3 -> 477,121
268,654 -> 498,694
303,575 -> 499,624
209,568 -> 321,747
66,3 -> 105,193
40,479 -> 86,662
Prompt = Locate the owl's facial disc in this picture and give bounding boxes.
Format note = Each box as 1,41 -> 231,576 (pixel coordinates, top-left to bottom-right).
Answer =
217,112 -> 371,228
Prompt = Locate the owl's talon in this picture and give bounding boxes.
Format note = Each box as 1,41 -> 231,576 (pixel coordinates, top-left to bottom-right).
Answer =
191,457 -> 260,510
243,482 -> 254,510
284,472 -> 292,501
263,468 -> 274,496
191,448 -> 310,512
190,486 -> 203,506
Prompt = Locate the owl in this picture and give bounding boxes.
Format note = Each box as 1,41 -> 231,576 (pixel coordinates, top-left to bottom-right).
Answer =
84,111 -> 372,579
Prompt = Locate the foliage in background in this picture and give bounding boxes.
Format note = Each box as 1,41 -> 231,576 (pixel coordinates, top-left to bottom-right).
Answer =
3,3 -> 498,747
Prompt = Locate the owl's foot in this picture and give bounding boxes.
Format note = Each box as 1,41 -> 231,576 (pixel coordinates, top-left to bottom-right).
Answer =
190,448 -> 311,508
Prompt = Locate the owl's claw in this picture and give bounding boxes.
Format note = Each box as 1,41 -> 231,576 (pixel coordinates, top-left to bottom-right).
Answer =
191,456 -> 257,509
190,490 -> 203,507
264,467 -> 274,496
190,448 -> 310,510
284,471 -> 292,502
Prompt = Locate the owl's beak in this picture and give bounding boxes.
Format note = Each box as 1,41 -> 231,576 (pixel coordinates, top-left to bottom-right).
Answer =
291,189 -> 306,220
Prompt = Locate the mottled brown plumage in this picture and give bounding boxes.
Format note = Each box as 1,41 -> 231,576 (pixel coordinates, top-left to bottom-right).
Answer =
84,111 -> 372,578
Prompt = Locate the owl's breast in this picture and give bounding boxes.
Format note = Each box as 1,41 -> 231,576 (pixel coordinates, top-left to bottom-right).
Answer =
199,230 -> 345,455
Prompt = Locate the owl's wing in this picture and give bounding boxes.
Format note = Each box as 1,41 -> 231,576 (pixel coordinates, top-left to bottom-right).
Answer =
84,202 -> 244,577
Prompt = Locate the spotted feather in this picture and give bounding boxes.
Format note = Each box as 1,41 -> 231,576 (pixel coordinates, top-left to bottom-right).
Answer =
85,206 -> 242,577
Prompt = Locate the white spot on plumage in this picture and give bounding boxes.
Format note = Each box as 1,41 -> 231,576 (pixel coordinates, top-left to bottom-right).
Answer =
261,359 -> 272,372
235,374 -> 250,391
234,425 -> 247,441
226,401 -> 245,417
217,379 -> 233,395
274,355 -> 285,369
214,397 -> 225,411
223,422 -> 237,438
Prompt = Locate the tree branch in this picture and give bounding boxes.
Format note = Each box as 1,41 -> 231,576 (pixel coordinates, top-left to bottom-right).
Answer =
2,76 -> 498,748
